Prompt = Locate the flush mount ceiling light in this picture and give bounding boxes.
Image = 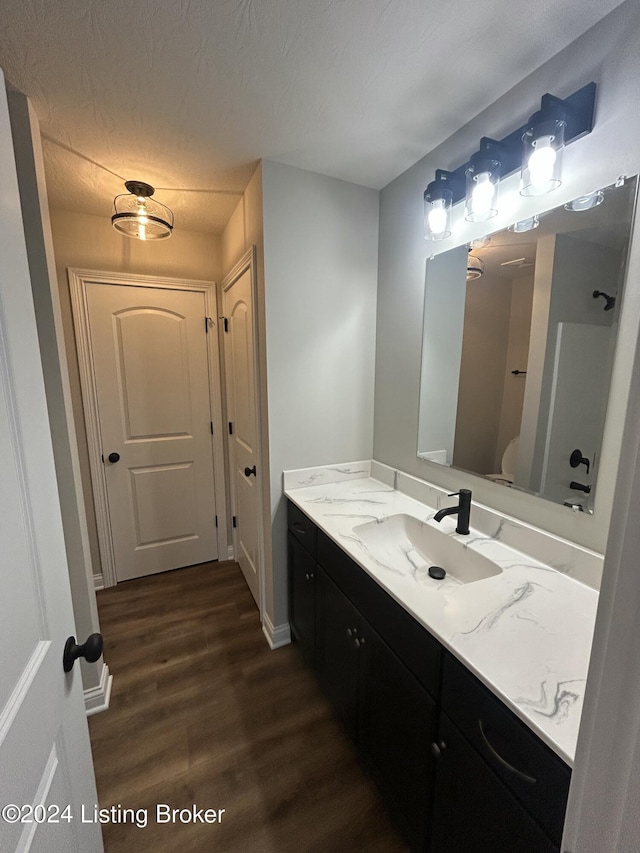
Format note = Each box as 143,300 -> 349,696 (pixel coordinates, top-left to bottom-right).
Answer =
564,190 -> 605,212
466,252 -> 485,281
422,82 -> 596,241
112,181 -> 174,241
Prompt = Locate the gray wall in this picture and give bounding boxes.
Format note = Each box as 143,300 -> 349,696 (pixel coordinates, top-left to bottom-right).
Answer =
453,272 -> 512,475
262,160 -> 379,626
418,247 -> 467,463
374,0 -> 640,554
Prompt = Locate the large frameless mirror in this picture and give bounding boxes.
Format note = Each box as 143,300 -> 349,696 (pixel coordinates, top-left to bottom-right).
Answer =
418,176 -> 637,512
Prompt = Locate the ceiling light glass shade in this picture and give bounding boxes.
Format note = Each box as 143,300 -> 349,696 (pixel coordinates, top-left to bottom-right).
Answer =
424,182 -> 452,240
508,215 -> 540,233
564,191 -> 605,212
465,158 -> 500,223
112,180 -> 174,240
466,253 -> 485,280
521,114 -> 566,197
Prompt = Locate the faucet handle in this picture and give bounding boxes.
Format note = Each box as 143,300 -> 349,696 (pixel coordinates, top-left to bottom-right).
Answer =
447,491 -> 460,497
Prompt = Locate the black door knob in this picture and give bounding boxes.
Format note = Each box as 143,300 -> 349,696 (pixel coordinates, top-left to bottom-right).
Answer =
244,465 -> 257,477
108,452 -> 120,463
63,633 -> 103,672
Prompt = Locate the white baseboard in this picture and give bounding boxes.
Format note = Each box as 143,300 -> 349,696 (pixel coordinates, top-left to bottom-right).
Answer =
262,613 -> 291,649
84,662 -> 113,716
93,572 -> 104,591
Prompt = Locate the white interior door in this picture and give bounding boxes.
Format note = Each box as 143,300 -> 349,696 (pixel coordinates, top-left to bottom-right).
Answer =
0,71 -> 102,853
223,259 -> 262,609
85,283 -> 218,582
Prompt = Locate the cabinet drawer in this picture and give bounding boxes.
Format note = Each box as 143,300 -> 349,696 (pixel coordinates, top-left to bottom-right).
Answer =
287,500 -> 317,558
318,530 -> 442,699
441,654 -> 570,844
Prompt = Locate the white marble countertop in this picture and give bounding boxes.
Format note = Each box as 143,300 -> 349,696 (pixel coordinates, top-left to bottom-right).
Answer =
285,474 -> 599,766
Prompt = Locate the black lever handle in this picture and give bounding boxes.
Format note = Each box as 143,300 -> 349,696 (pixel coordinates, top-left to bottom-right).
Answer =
108,452 -> 120,463
244,465 -> 257,477
569,449 -> 590,475
570,481 -> 591,494
63,633 -> 103,672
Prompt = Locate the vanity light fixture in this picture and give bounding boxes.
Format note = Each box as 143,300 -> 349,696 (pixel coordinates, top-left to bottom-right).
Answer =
564,190 -> 605,212
520,100 -> 566,196
422,82 -> 596,239
112,181 -> 174,241
508,215 -> 539,233
424,176 -> 453,240
465,152 -> 500,223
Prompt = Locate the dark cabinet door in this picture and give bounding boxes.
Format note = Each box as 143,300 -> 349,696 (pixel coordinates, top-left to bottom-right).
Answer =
288,532 -> 316,667
431,713 -> 558,853
315,567 -> 361,741
358,625 -> 436,852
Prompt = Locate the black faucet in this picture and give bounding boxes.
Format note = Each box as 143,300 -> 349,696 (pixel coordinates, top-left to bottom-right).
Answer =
433,489 -> 472,535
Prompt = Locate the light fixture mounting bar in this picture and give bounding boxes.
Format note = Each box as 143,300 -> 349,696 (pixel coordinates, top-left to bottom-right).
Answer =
432,81 -> 596,205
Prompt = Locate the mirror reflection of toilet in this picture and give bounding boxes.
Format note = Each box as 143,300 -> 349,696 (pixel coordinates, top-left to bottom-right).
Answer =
486,436 -> 519,486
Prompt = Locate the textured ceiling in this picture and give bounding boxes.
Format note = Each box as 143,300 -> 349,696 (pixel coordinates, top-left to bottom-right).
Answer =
0,0 -> 627,234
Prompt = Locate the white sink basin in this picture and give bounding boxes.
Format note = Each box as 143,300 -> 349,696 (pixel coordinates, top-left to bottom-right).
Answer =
352,514 -> 502,586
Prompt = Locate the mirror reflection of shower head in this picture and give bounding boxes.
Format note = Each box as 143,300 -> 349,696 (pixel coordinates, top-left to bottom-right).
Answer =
593,290 -> 616,311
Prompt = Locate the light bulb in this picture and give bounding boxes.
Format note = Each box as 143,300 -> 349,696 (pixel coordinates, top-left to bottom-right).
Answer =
428,199 -> 448,236
528,136 -> 556,188
471,172 -> 495,217
138,223 -> 147,240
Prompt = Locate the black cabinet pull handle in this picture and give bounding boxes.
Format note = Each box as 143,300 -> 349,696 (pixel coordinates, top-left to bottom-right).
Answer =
292,523 -> 306,534
63,633 -> 103,672
478,719 -> 537,785
108,452 -> 120,463
244,465 -> 257,477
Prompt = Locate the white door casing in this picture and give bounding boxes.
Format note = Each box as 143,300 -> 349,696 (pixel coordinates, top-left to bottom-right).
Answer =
69,271 -> 228,586
222,248 -> 264,612
0,71 -> 102,852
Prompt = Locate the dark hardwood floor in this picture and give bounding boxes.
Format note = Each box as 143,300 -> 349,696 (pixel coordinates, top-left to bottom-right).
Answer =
89,561 -> 408,852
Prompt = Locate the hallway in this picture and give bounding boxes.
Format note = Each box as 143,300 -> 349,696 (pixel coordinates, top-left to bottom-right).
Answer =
88,562 -> 408,852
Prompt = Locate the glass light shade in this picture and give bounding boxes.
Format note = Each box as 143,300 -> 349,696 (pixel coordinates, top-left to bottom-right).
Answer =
466,253 -> 485,280
424,184 -> 452,240
112,181 -> 174,240
465,159 -> 500,223
565,191 -> 605,212
521,118 -> 565,197
508,215 -> 539,233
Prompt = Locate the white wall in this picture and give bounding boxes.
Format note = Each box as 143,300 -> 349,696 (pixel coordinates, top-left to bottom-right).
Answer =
262,160 -> 379,627
50,208 -> 222,581
374,0 -> 640,555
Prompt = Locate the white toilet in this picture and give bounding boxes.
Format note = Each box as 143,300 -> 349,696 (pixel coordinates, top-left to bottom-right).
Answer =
486,436 -> 519,486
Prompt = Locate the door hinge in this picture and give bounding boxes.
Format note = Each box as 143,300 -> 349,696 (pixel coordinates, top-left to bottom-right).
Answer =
205,316 -> 212,333
232,515 -> 237,528
228,422 -> 233,435
223,317 -> 229,333
215,515 -> 218,528
210,421 -> 214,435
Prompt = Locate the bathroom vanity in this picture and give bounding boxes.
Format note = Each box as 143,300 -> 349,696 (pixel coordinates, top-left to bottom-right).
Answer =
285,463 -> 599,852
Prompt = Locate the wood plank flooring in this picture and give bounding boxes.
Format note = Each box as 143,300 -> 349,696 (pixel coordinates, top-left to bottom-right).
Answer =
89,561 -> 408,853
